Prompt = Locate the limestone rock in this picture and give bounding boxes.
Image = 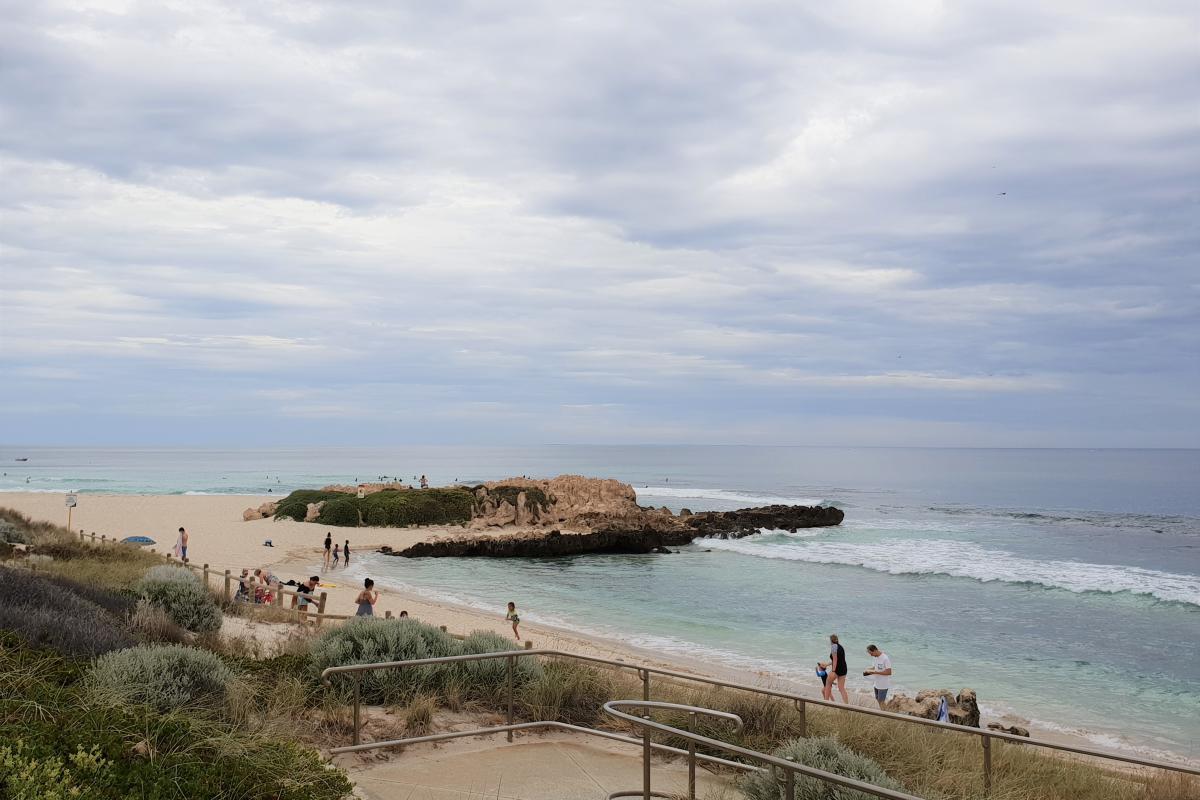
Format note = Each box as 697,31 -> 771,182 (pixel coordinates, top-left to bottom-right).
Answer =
304,501 -> 325,523
243,508 -> 260,521
885,689 -> 980,728
987,723 -> 1030,737
242,500 -> 280,521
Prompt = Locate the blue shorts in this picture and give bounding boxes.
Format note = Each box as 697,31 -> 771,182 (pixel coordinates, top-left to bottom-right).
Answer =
874,688 -> 889,702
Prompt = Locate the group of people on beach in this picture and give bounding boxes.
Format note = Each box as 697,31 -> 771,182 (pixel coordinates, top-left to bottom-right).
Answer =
817,634 -> 893,708
322,532 -> 352,569
347,574 -> 521,640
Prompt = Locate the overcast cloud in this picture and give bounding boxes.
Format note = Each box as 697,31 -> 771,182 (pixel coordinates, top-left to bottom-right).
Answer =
1,0 -> 1197,446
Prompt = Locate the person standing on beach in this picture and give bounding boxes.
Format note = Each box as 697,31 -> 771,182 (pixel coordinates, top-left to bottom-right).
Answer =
355,578 -> 378,616
332,542 -> 340,567
293,575 -> 319,616
323,532 -> 332,568
343,540 -> 350,566
864,644 -> 893,708
174,527 -> 189,562
420,474 -> 428,489
824,634 -> 849,703
506,601 -> 521,641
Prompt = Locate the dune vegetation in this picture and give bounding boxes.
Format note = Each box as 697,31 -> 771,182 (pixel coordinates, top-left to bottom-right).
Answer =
273,487 -> 476,527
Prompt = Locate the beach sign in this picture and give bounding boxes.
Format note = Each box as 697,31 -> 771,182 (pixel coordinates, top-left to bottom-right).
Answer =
65,493 -> 77,508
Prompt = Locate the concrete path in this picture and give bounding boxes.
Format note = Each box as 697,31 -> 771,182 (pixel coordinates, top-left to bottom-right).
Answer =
347,732 -> 737,800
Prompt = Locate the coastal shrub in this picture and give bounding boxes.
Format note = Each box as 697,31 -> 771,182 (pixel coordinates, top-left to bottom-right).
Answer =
738,736 -> 903,800
0,517 -> 30,544
136,565 -> 222,633
128,598 -> 190,644
310,619 -> 543,708
89,644 -> 234,712
520,659 -> 616,727
274,501 -> 309,522
359,487 -> 474,527
316,497 -> 361,527
0,565 -> 135,657
0,741 -> 110,800
455,630 -> 542,700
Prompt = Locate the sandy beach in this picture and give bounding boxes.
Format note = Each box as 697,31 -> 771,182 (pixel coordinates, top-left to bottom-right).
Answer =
2,490 -> 1188,768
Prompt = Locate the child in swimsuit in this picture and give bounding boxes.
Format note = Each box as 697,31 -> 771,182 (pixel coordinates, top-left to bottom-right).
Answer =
506,601 -> 521,641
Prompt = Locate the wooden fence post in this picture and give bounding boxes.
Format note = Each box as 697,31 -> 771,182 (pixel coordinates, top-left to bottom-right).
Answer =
525,641 -> 533,650
273,586 -> 283,607
316,592 -> 327,626
440,625 -> 447,632
202,563 -> 210,588
90,532 -> 96,543
384,610 -> 392,619
224,570 -> 232,600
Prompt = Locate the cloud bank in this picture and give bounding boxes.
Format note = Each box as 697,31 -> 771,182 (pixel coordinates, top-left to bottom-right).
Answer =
1,0 -> 1197,446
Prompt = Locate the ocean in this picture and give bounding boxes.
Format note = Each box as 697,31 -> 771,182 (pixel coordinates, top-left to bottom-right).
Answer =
2,444 -> 1197,760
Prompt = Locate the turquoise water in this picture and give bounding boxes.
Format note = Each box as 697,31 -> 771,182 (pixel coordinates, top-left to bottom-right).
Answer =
2,445 -> 1197,760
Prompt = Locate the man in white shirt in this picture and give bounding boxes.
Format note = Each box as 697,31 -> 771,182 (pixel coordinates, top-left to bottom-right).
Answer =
864,644 -> 893,708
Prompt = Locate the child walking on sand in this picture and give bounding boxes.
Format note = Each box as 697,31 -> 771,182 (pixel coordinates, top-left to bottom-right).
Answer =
505,601 -> 521,641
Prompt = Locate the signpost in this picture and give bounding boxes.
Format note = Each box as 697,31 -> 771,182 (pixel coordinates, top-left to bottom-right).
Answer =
65,492 -> 77,531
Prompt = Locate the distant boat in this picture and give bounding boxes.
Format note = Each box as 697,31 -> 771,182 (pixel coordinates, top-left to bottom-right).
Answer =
14,458 -> 28,462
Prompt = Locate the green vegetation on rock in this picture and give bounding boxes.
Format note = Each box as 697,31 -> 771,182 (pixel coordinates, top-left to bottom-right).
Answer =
273,487 -> 475,527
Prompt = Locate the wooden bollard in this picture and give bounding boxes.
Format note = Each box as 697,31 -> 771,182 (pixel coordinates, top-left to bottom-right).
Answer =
78,530 -> 85,543
202,563 -> 210,587
385,610 -> 392,619
90,531 -> 96,542
224,570 -> 232,600
273,587 -> 283,607
440,625 -> 448,632
100,535 -> 106,544
316,592 -> 328,626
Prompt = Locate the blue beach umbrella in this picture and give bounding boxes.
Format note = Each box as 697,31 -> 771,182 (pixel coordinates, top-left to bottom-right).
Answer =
121,535 -> 156,546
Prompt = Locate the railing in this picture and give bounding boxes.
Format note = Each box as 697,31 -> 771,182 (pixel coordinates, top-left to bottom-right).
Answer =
604,700 -> 922,800
320,648 -> 1199,796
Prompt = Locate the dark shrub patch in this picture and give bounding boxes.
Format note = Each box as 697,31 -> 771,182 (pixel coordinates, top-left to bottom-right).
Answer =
274,501 -> 309,521
0,566 -> 135,657
316,498 -> 361,527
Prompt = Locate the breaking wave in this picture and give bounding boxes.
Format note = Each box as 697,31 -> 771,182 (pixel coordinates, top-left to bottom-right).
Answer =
695,536 -> 1200,607
636,486 -> 824,506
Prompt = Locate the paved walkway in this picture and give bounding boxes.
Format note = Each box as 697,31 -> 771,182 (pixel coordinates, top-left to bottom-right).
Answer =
348,733 -> 736,800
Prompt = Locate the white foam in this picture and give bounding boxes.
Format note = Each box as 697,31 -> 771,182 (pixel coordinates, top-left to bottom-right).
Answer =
636,486 -> 822,506
696,536 -> 1200,607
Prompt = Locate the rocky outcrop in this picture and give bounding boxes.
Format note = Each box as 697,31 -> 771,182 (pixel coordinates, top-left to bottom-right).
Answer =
242,500 -> 280,521
382,503 -> 843,558
321,481 -> 412,495
987,723 -> 1030,737
383,527 -> 697,558
883,689 -> 980,728
469,475 -> 641,530
304,501 -> 324,523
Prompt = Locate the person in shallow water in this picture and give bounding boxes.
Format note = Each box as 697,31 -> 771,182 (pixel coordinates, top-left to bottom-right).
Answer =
331,542 -> 340,567
824,633 -> 849,703
343,539 -> 350,565
355,578 -> 378,616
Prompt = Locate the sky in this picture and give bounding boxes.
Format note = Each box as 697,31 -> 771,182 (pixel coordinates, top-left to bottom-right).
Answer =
1,1 -> 1197,447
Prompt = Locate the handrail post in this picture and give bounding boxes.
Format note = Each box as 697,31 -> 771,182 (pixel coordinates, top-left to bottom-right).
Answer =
784,761 -> 796,800
643,713 -> 652,800
316,591 -> 327,626
641,669 -> 650,703
982,732 -> 992,794
353,674 -> 361,746
795,698 -> 806,738
506,654 -> 515,743
687,710 -> 697,800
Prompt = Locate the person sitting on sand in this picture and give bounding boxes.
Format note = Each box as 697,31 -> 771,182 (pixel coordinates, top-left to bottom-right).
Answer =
355,578 -> 378,616
235,568 -> 251,602
506,601 -> 521,641
399,610 -> 408,618
824,634 -> 849,704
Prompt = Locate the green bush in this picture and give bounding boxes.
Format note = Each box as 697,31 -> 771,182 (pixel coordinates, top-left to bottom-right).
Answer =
135,565 -> 222,633
738,736 -> 904,800
360,487 -> 474,527
274,501 -> 308,521
316,498 -> 361,527
519,660 -> 615,727
89,644 -> 234,712
0,741 -> 110,800
310,618 -> 536,705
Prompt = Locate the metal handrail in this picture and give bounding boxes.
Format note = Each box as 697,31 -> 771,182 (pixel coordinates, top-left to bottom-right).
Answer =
604,699 -> 923,800
319,648 -> 1199,794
